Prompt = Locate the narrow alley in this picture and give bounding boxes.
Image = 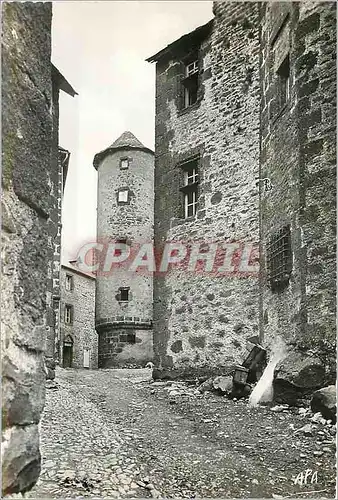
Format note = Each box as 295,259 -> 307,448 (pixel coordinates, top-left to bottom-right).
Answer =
27,369 -> 336,499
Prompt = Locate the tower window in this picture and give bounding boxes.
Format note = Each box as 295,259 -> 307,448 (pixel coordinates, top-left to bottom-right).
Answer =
120,158 -> 129,170
119,287 -> 130,302
182,59 -> 199,108
179,158 -> 199,218
65,274 -> 73,291
117,189 -> 129,204
64,304 -> 73,324
115,237 -> 128,257
277,54 -> 290,108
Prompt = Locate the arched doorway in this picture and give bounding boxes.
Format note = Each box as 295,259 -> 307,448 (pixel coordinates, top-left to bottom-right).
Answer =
63,335 -> 73,368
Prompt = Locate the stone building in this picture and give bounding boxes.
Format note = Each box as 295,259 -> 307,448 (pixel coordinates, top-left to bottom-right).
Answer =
2,2 -> 53,494
259,2 -> 336,391
147,3 -> 260,378
45,67 -> 77,380
59,263 -> 97,369
93,132 -> 154,368
147,0 -> 336,384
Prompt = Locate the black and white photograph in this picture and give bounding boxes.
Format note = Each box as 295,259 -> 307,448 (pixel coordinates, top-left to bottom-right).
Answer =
1,1 -> 337,499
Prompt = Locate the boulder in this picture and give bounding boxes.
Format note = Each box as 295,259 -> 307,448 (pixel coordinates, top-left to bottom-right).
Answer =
295,424 -> 313,436
231,383 -> 252,400
273,352 -> 325,405
213,375 -> 233,393
198,377 -> 214,393
311,385 -> 336,423
1,425 -> 41,495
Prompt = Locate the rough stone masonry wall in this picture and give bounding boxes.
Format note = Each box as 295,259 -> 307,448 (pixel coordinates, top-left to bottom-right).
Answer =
61,267 -> 98,369
1,3 -> 53,495
260,2 -> 336,382
153,2 -> 261,377
44,60 -> 62,380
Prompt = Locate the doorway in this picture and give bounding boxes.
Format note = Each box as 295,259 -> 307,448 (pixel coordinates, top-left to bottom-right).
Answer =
63,336 -> 73,368
83,349 -> 90,368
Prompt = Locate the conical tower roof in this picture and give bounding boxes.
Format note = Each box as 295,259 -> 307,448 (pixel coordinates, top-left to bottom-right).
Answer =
93,131 -> 154,170
110,131 -> 146,149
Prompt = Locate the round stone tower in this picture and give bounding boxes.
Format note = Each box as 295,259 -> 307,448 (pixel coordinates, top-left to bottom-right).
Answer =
93,131 -> 154,368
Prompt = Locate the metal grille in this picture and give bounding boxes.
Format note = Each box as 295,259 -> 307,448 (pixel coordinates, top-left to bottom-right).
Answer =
266,225 -> 292,291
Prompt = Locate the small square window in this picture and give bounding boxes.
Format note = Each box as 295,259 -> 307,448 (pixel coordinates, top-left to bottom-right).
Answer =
65,304 -> 73,324
118,190 -> 129,203
120,158 -> 129,170
65,274 -> 73,291
119,287 -> 130,302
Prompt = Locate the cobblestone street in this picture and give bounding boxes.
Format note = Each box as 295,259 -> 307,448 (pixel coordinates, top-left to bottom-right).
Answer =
25,368 -> 336,499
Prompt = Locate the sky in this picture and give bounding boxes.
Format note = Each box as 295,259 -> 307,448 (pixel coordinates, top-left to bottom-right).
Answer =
52,1 -> 213,262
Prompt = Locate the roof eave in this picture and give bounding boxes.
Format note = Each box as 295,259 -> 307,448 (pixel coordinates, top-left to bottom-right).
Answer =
93,145 -> 154,170
146,18 -> 214,63
52,64 -> 78,97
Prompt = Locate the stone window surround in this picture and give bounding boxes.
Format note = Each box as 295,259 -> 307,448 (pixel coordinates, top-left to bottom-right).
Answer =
276,53 -> 290,111
270,12 -> 292,122
120,156 -> 131,170
117,187 -> 130,205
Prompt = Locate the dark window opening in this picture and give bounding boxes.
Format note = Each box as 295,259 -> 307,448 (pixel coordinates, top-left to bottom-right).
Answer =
277,54 -> 290,108
179,158 -> 199,218
266,225 -> 292,292
115,237 -> 128,257
119,287 -> 130,302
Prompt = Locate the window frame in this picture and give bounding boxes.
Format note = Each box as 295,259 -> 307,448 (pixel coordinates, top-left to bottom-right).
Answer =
179,157 -> 199,219
117,188 -> 130,205
120,157 -> 129,170
182,57 -> 199,109
184,189 -> 197,218
64,304 -> 73,325
65,274 -> 73,291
